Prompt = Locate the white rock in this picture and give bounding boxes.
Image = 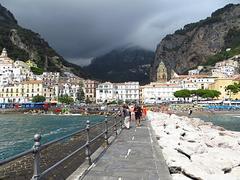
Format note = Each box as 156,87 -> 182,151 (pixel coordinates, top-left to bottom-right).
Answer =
229,166 -> 240,179
172,174 -> 192,180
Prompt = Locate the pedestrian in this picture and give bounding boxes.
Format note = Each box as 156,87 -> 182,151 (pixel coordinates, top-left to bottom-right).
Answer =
122,105 -> 130,129
135,105 -> 142,127
188,109 -> 193,117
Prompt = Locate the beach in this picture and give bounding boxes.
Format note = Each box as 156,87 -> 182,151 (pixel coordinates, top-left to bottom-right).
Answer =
148,111 -> 240,180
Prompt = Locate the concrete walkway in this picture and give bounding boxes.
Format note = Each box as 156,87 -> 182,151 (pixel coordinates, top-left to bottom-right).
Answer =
82,120 -> 172,180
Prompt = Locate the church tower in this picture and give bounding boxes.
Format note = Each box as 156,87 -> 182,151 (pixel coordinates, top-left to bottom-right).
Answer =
0,48 -> 7,57
156,61 -> 168,82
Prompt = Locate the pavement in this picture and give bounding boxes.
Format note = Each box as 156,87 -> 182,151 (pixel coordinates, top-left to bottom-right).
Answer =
81,120 -> 172,180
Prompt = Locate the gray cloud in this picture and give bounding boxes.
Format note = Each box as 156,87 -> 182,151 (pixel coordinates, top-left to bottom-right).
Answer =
1,0 -> 239,65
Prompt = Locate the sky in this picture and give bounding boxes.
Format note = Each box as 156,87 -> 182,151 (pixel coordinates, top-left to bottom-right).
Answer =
1,0 -> 239,66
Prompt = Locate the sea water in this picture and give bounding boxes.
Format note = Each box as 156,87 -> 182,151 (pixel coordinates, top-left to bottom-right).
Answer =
0,114 -> 104,160
192,113 -> 240,132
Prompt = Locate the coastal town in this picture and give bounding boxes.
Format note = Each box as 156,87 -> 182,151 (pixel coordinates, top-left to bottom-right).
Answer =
1,1 -> 240,180
0,47 -> 240,108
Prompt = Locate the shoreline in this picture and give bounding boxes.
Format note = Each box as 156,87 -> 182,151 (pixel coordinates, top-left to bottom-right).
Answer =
174,110 -> 240,117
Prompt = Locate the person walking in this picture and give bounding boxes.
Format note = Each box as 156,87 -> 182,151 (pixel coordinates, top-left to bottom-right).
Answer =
135,105 -> 142,127
122,105 -> 130,129
188,109 -> 193,117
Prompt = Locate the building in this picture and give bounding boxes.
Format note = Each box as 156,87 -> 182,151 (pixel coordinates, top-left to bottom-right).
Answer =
212,59 -> 239,77
169,75 -> 215,90
208,78 -> 240,100
58,83 -> 80,102
141,82 -> 183,103
188,66 -> 203,76
43,85 -> 59,102
84,79 -> 99,102
0,80 -> 43,103
156,61 -> 168,82
115,82 -> 139,103
96,82 -> 115,104
42,72 -> 60,86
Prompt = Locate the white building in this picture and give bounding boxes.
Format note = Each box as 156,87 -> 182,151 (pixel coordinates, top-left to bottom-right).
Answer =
188,66 -> 203,76
96,82 -> 140,104
58,83 -> 80,102
212,66 -> 236,77
115,82 -> 139,103
170,75 -> 216,89
96,82 -> 115,104
0,48 -> 37,86
141,82 -> 183,103
212,59 -> 239,77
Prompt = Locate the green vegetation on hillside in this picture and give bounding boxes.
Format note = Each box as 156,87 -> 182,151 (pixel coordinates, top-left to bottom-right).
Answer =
174,4 -> 235,35
0,3 -> 87,78
203,28 -> 240,66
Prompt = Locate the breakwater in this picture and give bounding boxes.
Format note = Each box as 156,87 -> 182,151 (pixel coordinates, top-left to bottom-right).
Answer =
148,111 -> 240,179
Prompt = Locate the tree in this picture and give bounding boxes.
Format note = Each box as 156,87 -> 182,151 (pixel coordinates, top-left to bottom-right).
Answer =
226,83 -> 240,100
58,94 -> 74,104
32,95 -> 46,102
85,97 -> 92,104
201,90 -> 221,100
174,89 -> 191,102
77,88 -> 85,102
30,67 -> 44,75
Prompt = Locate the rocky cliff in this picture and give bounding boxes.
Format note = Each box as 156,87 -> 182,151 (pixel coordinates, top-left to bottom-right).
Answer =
84,46 -> 154,85
0,4 -> 87,77
151,4 -> 240,81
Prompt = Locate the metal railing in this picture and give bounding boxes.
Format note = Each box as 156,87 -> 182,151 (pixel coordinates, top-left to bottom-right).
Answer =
0,115 -> 123,180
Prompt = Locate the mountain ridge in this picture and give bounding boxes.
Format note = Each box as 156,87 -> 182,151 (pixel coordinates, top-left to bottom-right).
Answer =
84,46 -> 154,85
0,3 -> 87,78
150,3 -> 240,81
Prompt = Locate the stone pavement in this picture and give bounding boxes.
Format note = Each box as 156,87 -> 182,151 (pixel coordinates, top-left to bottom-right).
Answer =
82,120 -> 172,180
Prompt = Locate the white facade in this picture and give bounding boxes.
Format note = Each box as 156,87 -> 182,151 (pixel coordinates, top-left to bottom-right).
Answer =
96,82 -> 140,104
212,66 -> 236,77
212,59 -> 239,77
59,83 -> 80,101
96,82 -> 114,104
0,49 -> 35,86
115,82 -> 139,103
141,82 -> 183,103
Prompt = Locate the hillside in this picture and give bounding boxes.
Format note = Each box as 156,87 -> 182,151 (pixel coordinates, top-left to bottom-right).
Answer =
84,47 -> 154,84
0,4 -> 87,77
150,4 -> 240,81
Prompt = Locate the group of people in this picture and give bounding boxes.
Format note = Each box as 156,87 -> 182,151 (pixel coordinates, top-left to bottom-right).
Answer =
120,104 -> 146,129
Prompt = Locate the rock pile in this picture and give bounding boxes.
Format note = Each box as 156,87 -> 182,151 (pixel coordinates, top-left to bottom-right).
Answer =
148,112 -> 240,180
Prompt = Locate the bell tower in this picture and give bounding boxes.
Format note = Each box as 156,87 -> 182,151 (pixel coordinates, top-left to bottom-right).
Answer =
156,61 -> 168,82
0,48 -> 7,57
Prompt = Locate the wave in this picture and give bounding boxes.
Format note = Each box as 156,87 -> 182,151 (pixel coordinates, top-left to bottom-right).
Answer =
41,128 -> 64,137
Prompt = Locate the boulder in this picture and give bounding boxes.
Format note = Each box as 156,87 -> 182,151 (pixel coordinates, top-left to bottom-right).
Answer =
172,173 -> 192,180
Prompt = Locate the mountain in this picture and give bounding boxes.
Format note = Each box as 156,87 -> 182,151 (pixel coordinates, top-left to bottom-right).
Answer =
150,3 -> 240,81
0,4 -> 87,77
84,46 -> 154,84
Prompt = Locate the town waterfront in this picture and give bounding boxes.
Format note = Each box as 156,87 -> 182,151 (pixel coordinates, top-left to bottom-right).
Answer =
0,114 -> 104,160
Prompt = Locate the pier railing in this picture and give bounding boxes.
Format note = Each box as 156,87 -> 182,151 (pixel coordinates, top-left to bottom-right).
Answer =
0,115 -> 123,180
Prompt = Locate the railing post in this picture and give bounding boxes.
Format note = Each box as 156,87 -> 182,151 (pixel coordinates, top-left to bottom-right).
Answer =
31,134 -> 41,180
114,116 -> 118,136
104,115 -> 108,146
85,120 -> 92,166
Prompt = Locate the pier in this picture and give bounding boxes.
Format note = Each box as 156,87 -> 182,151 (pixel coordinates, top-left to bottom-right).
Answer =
70,120 -> 171,180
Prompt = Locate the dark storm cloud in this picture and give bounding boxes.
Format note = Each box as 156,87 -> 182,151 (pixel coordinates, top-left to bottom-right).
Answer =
1,0 -> 239,65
